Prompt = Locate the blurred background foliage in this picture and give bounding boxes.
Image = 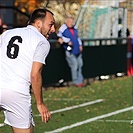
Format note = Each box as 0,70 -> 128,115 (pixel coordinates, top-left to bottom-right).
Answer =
14,0 -> 84,30
13,0 -> 133,36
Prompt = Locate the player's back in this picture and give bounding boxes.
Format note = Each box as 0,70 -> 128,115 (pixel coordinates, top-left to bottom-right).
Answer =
1,25 -> 48,94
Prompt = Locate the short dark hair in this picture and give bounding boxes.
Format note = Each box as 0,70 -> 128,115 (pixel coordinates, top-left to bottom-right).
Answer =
28,8 -> 54,25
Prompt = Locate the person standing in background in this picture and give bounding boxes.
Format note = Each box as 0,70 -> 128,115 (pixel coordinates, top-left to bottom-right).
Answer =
0,17 -> 3,34
0,17 -> 8,34
57,17 -> 84,87
2,23 -> 8,33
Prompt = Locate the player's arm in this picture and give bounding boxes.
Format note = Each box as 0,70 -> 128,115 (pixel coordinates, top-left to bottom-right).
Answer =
30,62 -> 51,123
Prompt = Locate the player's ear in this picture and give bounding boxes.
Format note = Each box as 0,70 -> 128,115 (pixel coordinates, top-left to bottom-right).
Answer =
35,20 -> 42,30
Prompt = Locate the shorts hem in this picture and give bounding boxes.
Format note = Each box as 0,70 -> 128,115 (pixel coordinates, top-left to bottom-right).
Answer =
4,121 -> 35,129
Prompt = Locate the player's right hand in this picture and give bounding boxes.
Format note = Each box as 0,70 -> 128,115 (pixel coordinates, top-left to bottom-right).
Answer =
37,103 -> 51,123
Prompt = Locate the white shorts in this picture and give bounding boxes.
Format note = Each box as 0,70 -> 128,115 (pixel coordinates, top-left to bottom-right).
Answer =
0,88 -> 35,129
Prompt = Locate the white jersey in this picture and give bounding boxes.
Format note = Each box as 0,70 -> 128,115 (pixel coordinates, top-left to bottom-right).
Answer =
0,25 -> 50,94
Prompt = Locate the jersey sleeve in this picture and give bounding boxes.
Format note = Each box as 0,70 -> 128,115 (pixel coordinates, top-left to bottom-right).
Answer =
33,41 -> 50,65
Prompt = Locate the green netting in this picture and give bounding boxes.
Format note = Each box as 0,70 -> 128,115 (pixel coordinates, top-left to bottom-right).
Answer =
77,5 -> 118,44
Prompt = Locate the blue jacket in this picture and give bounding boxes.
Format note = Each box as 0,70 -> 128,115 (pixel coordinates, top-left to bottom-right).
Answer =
57,24 -> 82,55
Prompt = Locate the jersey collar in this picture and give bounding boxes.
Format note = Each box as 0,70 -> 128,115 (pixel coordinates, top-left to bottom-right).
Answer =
27,25 -> 39,33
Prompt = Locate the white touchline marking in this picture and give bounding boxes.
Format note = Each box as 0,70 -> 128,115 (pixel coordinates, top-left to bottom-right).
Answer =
96,119 -> 130,123
34,99 -> 104,117
45,106 -> 133,133
0,123 -> 5,127
44,98 -> 91,101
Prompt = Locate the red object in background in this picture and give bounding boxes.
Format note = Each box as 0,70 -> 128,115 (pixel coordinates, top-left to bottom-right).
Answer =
127,36 -> 133,76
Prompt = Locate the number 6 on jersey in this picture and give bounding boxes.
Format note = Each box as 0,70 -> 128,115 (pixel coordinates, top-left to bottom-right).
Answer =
7,36 -> 22,59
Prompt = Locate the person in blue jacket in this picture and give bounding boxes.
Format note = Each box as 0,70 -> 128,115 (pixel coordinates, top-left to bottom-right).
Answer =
57,17 -> 84,87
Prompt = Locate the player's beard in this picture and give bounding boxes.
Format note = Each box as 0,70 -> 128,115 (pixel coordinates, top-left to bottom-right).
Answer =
40,27 -> 49,39
45,31 -> 50,39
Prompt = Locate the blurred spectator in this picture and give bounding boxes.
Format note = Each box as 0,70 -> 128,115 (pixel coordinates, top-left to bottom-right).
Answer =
0,17 -> 2,25
57,17 -> 84,87
0,18 -> 3,34
0,17 -> 8,34
2,23 -> 8,32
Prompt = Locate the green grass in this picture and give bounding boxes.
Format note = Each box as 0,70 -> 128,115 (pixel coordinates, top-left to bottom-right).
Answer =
0,76 -> 133,133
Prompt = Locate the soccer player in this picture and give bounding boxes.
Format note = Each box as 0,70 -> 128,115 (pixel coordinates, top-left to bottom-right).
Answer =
0,8 -> 55,133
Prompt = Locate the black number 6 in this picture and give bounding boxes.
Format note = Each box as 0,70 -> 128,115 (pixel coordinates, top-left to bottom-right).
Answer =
7,36 -> 22,59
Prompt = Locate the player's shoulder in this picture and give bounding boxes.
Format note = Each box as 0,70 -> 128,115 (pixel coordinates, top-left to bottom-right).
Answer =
0,29 -> 13,38
2,27 -> 25,36
27,25 -> 47,40
12,25 -> 47,43
7,25 -> 38,36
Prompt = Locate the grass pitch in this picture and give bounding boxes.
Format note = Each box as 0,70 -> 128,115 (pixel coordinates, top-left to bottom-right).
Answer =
0,76 -> 133,133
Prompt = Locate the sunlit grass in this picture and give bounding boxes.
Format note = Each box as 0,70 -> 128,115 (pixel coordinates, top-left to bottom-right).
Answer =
0,76 -> 133,133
